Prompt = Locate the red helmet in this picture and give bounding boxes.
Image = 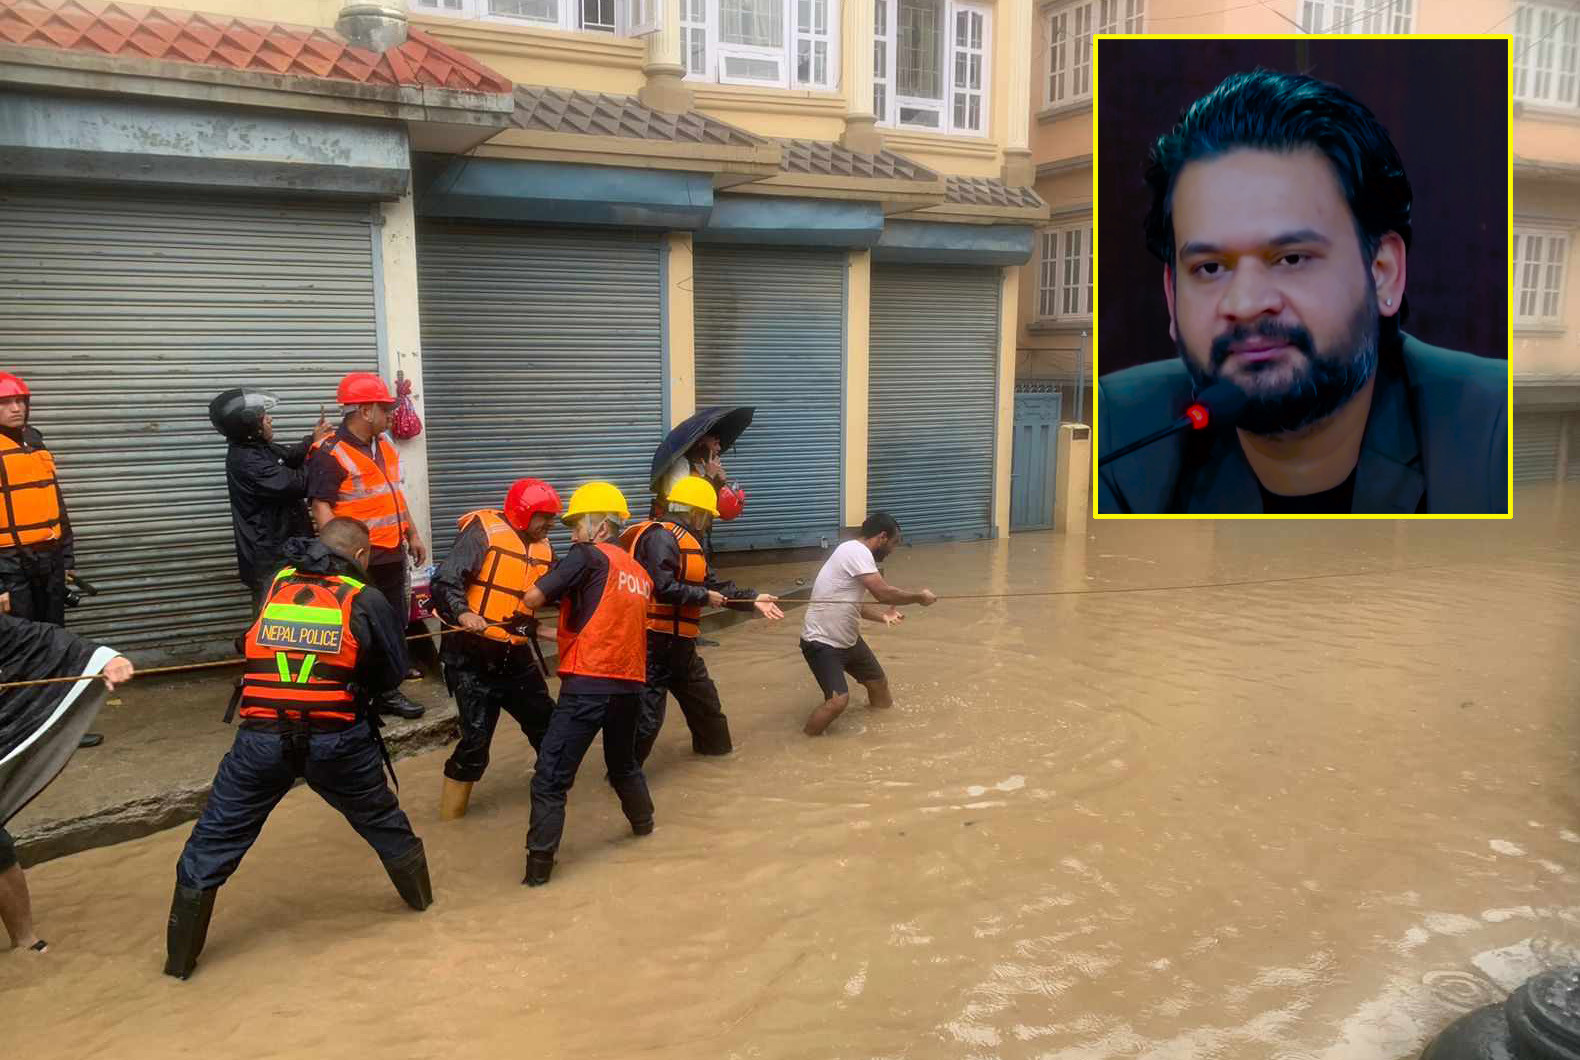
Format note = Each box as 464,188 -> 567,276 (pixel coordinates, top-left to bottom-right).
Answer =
504,478 -> 563,531
0,372 -> 30,400
717,484 -> 746,521
337,371 -> 395,406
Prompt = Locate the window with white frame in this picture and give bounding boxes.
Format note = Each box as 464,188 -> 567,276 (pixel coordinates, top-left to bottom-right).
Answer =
1515,228 -> 1571,327
1515,3 -> 1580,108
1297,0 -> 1413,34
678,0 -> 839,87
872,0 -> 990,134
1046,0 -> 1143,108
1039,222 -> 1093,319
410,0 -> 642,32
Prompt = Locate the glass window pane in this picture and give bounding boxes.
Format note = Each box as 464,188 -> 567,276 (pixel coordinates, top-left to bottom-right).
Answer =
720,0 -> 783,47
898,0 -> 942,99
491,0 -> 557,19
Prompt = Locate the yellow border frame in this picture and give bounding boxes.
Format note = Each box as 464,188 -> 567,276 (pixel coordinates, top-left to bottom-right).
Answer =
1088,33 -> 1516,520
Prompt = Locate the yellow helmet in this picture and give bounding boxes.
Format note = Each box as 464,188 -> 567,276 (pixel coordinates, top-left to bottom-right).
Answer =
666,475 -> 719,517
562,481 -> 630,525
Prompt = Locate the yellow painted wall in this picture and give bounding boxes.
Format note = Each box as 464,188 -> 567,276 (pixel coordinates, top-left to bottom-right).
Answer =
665,234 -> 698,427
154,0 -> 334,23
844,251 -> 871,527
1514,179 -> 1580,379
1016,168 -> 1090,378
1031,108 -> 1089,167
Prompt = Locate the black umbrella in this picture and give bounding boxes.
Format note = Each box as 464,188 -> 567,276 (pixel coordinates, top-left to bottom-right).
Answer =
649,406 -> 755,492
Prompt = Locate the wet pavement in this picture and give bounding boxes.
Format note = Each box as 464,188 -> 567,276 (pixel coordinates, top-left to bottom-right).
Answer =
5,485 -> 1580,1059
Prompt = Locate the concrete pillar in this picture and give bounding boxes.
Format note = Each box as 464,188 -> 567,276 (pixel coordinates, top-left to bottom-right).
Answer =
1054,423 -> 1091,532
640,0 -> 694,114
664,233 -> 696,428
843,249 -> 872,529
1000,0 -> 1034,186
376,190 -> 431,551
991,266 -> 1017,538
841,0 -> 883,154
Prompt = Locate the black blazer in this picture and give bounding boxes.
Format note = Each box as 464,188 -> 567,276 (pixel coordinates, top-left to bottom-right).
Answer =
1097,335 -> 1508,514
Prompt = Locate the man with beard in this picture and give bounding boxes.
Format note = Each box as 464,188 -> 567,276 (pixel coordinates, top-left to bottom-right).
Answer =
1097,69 -> 1507,514
799,512 -> 935,737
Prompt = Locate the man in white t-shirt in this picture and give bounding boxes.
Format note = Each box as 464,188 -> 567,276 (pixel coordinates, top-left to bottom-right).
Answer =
799,512 -> 936,736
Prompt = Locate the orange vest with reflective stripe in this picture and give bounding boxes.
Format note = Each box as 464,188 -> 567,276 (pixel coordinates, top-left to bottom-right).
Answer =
620,519 -> 706,638
459,509 -> 554,647
239,568 -> 364,725
325,435 -> 410,550
556,543 -> 652,684
0,433 -> 64,550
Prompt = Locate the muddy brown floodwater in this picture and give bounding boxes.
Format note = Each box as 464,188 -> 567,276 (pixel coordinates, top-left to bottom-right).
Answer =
7,486 -> 1580,1059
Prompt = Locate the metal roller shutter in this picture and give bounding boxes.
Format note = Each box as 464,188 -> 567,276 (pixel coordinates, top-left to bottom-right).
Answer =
0,188 -> 380,661
869,265 -> 1000,542
1515,410 -> 1562,483
417,224 -> 664,557
694,247 -> 845,550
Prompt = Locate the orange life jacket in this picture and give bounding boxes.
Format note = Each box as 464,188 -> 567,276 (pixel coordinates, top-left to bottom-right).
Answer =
620,519 -> 707,638
239,568 -> 365,725
0,432 -> 64,550
323,435 -> 410,550
458,508 -> 553,647
556,543 -> 652,684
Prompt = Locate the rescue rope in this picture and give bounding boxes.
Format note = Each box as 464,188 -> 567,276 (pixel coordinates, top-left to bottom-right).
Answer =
0,559 -> 1465,692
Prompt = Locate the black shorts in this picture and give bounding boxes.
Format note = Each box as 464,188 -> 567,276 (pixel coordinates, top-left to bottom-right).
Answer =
799,637 -> 886,700
0,826 -> 16,873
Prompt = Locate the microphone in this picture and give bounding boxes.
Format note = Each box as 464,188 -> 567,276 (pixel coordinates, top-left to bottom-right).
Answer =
1099,381 -> 1248,468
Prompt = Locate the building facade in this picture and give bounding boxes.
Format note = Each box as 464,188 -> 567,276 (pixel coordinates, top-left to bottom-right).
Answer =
0,0 -> 1047,659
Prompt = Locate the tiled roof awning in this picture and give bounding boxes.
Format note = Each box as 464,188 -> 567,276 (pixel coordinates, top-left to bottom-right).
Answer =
0,0 -> 512,92
475,84 -> 780,182
946,175 -> 1046,211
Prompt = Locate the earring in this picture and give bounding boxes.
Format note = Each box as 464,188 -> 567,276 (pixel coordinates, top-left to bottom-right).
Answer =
1384,297 -> 1393,306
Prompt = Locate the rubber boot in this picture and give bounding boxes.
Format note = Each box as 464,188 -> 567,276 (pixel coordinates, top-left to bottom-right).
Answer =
610,774 -> 655,837
523,852 -> 554,887
163,885 -> 217,980
382,841 -> 433,911
439,778 -> 473,821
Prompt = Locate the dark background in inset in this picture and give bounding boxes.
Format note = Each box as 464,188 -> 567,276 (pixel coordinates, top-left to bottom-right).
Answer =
1096,38 -> 1508,376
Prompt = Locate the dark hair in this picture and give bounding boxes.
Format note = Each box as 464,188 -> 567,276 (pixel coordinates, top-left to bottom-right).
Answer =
860,512 -> 900,539
1144,69 -> 1412,330
319,517 -> 371,559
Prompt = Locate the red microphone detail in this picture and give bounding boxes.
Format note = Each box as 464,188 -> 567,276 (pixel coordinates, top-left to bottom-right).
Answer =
1184,404 -> 1210,430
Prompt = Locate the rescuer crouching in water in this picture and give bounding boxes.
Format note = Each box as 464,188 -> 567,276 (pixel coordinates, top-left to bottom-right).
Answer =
164,518 -> 432,980
621,476 -> 782,765
515,482 -> 655,888
434,478 -> 561,820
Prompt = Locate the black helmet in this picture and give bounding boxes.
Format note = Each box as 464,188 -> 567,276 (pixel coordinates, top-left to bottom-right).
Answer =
209,388 -> 279,441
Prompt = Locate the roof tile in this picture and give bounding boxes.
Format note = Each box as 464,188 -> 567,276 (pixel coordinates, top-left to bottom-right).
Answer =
776,137 -> 938,183
509,85 -> 766,149
0,0 -> 513,94
944,175 -> 1046,210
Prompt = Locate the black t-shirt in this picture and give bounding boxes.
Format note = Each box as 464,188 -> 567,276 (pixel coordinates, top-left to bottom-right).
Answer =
1259,467 -> 1359,514
533,542 -> 641,695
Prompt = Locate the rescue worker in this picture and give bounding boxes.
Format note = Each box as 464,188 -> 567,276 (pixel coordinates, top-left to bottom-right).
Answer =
307,372 -> 426,720
0,372 -> 101,748
515,482 -> 655,887
164,518 -> 432,980
1,612 -> 134,955
434,477 -> 562,820
622,476 -> 782,765
208,388 -> 333,610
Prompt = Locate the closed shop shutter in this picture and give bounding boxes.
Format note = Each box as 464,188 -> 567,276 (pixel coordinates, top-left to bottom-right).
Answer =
417,223 -> 665,557
694,246 -> 845,550
0,188 -> 380,660
1515,410 -> 1563,483
869,265 -> 1000,542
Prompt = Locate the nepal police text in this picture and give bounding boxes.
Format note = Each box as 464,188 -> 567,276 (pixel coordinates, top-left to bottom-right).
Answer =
258,622 -> 344,652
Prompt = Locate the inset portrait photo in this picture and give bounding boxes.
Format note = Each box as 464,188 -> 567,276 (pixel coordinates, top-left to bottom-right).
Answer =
1093,37 -> 1511,517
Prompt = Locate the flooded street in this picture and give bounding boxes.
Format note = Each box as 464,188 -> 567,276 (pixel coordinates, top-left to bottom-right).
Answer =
7,488 -> 1580,1059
